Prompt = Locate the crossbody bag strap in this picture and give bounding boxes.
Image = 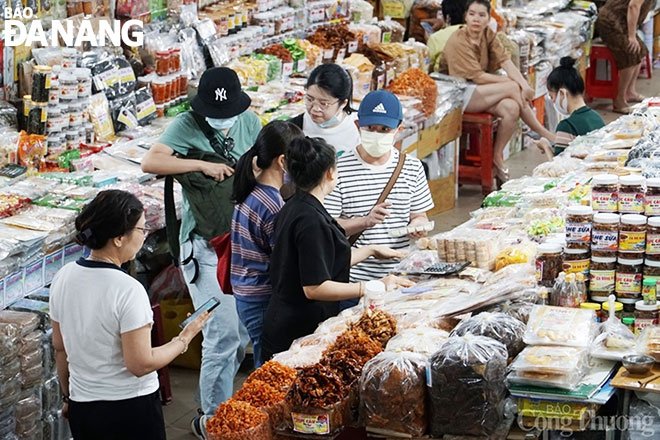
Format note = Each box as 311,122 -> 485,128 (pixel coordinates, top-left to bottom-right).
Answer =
348,152 -> 406,246
190,111 -> 237,166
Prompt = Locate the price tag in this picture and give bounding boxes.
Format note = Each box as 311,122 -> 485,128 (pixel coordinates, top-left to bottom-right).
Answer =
382,31 -> 392,43
282,62 -> 294,77
348,40 -> 358,53
336,48 -> 346,63
297,58 -> 307,73
324,48 -> 335,59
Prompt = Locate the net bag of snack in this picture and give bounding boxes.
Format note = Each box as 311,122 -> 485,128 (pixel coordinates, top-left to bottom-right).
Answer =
359,351 -> 428,436
429,334 -> 507,437
450,312 -> 526,360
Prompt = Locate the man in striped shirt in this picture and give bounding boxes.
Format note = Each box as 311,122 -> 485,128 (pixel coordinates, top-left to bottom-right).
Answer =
325,91 -> 434,293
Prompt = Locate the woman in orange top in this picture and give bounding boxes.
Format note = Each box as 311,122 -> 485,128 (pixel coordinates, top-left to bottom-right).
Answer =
441,0 -> 554,181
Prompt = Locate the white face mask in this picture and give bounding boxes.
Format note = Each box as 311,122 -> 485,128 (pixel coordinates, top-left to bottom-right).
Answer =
360,129 -> 395,158
552,90 -> 569,117
206,115 -> 238,130
316,109 -> 344,128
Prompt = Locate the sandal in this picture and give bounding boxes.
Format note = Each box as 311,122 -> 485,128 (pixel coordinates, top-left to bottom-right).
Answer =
612,106 -> 632,115
626,95 -> 645,103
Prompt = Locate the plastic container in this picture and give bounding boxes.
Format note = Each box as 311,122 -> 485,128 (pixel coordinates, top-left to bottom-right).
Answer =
62,48 -> 77,70
59,73 -> 78,101
601,300 -> 624,322
565,205 -> 593,250
156,50 -> 171,76
618,175 -> 645,214
591,213 -> 619,257
642,278 -> 657,305
591,174 -> 618,213
76,68 -> 92,97
590,255 -> 616,297
364,280 -> 386,310
562,248 -> 590,278
535,243 -> 563,288
616,257 -> 644,301
619,214 -> 647,258
645,178 -> 660,215
635,301 -> 659,335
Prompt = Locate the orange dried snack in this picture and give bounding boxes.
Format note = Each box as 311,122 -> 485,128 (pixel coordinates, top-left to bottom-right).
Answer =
234,379 -> 286,407
324,329 -> 383,366
245,361 -> 297,392
205,400 -> 268,435
387,68 -> 438,117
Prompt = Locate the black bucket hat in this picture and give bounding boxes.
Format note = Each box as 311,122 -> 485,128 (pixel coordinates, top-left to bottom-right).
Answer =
190,67 -> 251,119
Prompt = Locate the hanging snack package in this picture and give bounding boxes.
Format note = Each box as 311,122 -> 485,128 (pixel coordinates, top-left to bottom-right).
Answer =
359,351 -> 428,437
428,335 -> 508,437
450,312 -> 526,360
116,56 -> 137,98
524,305 -> 595,347
91,56 -> 121,100
110,93 -> 138,132
134,87 -> 157,126
17,132 -> 46,172
88,93 -> 115,141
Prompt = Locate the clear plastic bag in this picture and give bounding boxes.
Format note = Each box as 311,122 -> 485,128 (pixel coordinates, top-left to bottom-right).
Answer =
272,345 -> 324,369
0,323 -> 19,358
385,327 -> 449,356
637,326 -> 660,362
393,250 -> 439,274
590,296 -> 636,361
524,305 -> 596,347
0,311 -> 40,336
18,330 -> 43,355
428,335 -> 508,437
450,312 -> 526,359
359,351 -> 428,436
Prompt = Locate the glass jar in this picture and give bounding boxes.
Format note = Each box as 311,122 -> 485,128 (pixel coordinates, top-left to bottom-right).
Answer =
76,68 -> 92,98
591,213 -> 619,257
565,205 -> 593,250
623,316 -> 635,332
62,48 -> 77,70
643,278 -> 657,305
618,214 -> 647,258
31,65 -> 51,104
601,300 -> 624,322
156,50 -> 170,77
616,257 -> 644,301
618,175 -> 645,214
645,178 -> 660,215
151,78 -> 166,105
635,301 -> 659,335
59,73 -> 78,101
590,255 -> 616,298
591,174 -> 618,213
46,107 -> 61,133
536,243 -> 563,288
562,248 -> 590,278
179,74 -> 188,97
170,48 -> 181,73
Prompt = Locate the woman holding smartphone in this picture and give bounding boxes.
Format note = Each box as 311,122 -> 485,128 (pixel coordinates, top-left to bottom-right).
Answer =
50,190 -> 212,440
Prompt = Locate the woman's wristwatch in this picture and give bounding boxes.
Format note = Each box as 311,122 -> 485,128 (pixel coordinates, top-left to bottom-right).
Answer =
172,335 -> 189,354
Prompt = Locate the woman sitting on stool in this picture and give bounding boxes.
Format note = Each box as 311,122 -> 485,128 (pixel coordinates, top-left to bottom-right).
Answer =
440,0 -> 554,182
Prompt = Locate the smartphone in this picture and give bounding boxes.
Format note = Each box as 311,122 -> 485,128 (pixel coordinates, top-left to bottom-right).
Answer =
179,297 -> 221,329
420,21 -> 435,36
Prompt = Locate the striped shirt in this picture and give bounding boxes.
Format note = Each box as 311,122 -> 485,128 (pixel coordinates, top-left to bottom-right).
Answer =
230,184 -> 283,300
325,148 -> 434,282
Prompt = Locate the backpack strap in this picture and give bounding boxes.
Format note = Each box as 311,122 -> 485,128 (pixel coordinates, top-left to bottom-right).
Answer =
164,175 -> 181,266
348,152 -> 406,246
190,111 -> 237,166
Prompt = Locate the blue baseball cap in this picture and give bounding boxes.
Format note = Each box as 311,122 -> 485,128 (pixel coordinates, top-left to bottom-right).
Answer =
357,90 -> 403,129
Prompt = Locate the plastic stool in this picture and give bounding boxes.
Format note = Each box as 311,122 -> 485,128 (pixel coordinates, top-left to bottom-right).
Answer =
459,112 -> 500,195
640,52 -> 653,79
586,45 -> 619,101
151,303 -> 173,405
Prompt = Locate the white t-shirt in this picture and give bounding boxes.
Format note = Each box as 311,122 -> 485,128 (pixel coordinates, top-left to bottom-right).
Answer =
302,112 -> 361,157
325,148 -> 434,282
50,259 -> 158,402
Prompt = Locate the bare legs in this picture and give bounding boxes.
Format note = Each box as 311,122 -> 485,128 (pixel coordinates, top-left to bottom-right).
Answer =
615,63 -> 642,110
625,63 -> 644,102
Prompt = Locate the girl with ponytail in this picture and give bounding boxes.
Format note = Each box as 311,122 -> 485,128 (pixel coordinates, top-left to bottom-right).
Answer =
534,57 -> 605,160
230,120 -> 303,368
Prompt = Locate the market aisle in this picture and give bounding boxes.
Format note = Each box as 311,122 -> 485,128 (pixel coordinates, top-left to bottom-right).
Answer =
162,72 -> 660,439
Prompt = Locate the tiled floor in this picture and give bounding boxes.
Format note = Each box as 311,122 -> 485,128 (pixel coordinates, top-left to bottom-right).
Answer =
163,73 -> 660,439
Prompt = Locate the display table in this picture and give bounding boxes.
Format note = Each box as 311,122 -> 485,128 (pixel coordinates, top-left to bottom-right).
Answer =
611,365 -> 660,440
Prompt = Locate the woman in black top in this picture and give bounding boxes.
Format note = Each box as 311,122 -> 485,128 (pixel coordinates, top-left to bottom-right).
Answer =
262,137 -> 412,360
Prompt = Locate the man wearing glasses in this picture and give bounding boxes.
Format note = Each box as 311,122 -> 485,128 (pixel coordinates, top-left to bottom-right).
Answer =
142,67 -> 259,438
325,91 -> 434,309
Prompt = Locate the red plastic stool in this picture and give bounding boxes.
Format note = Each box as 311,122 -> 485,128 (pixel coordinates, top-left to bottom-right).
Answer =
151,303 -> 173,405
459,112 -> 500,196
586,44 -> 619,101
640,52 -> 653,79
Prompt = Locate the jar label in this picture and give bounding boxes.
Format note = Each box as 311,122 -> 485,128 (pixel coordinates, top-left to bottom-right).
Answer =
60,84 -> 78,98
635,318 -> 658,336
535,260 -> 543,282
618,192 -> 645,213
592,191 -> 617,212
562,259 -> 590,277
619,230 -> 646,252
615,272 -> 642,294
292,413 -> 330,435
645,195 -> 660,215
590,270 -> 615,292
592,230 -> 618,251
647,234 -> 660,254
566,222 -> 592,244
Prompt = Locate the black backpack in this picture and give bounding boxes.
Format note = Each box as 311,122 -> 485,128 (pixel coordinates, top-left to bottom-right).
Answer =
164,112 -> 237,273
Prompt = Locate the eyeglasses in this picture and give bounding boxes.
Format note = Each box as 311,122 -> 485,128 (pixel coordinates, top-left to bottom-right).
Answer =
304,94 -> 339,111
134,226 -> 150,235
